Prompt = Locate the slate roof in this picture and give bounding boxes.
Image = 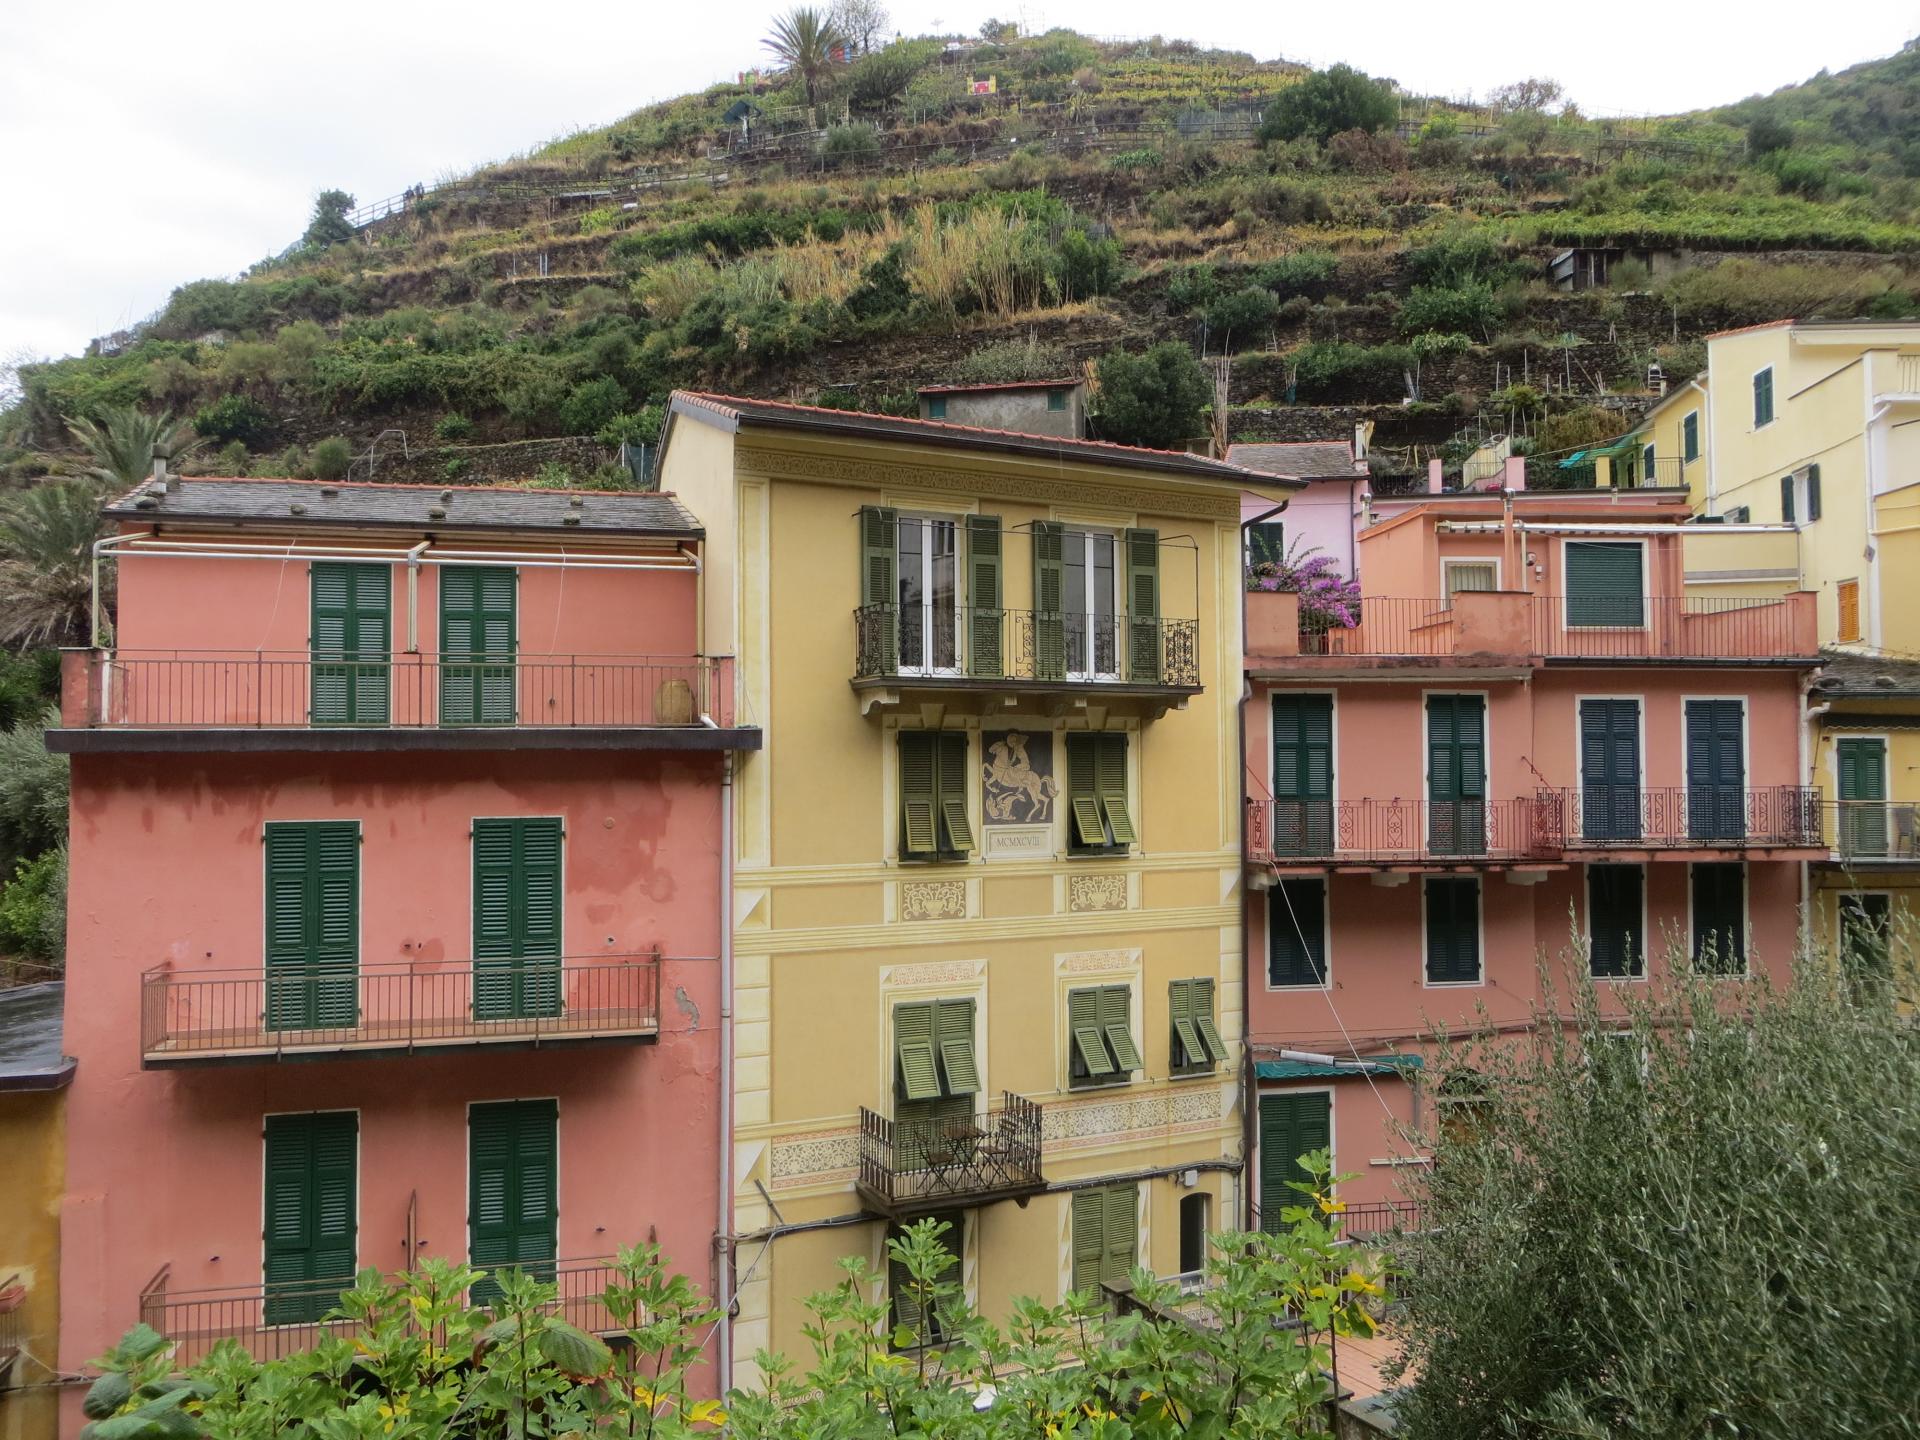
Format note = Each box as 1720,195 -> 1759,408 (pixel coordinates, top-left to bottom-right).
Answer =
105,477 -> 704,538
1226,441 -> 1365,480
0,982 -> 73,1092
1813,648 -> 1920,699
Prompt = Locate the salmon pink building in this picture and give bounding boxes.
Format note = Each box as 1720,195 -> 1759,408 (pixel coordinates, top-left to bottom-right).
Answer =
1241,490 -> 1822,1234
48,476 -> 756,1419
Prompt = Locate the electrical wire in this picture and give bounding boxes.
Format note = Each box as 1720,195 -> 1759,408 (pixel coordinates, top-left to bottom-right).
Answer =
1269,877 -> 1403,1126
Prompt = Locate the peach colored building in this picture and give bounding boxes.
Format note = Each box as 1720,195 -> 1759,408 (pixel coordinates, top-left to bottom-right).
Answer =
48,477 -> 757,1424
1240,491 -> 1822,1234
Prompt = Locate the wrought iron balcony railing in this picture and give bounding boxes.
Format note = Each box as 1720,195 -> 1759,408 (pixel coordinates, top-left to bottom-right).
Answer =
140,955 -> 661,1065
1822,800 -> 1920,862
856,1093 -> 1046,1218
854,605 -> 1199,688
70,649 -> 737,729
138,1258 -> 621,1367
1246,797 -> 1561,865
1547,786 -> 1823,849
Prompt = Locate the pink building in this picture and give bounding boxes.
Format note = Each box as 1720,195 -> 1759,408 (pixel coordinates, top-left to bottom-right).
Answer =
49,477 -> 756,1421
1240,493 -> 1822,1235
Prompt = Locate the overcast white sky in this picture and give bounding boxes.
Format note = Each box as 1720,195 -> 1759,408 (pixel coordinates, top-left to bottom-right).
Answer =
1,0 -> 1912,365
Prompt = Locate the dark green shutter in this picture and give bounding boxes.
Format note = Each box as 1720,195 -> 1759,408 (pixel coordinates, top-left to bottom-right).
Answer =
469,1100 -> 558,1303
1123,528 -> 1160,682
1839,893 -> 1892,1001
1587,864 -> 1644,978
1754,368 -> 1773,426
1780,475 -> 1795,524
472,818 -> 563,1020
1427,695 -> 1486,855
889,1211 -> 962,1345
440,567 -> 517,725
263,1112 -> 357,1324
895,1000 -> 971,1168
1171,978 -> 1223,1071
936,732 -> 974,854
1101,1183 -> 1137,1288
1683,412 -> 1699,462
1271,695 -> 1333,855
1686,700 -> 1746,841
862,506 -> 899,676
1565,541 -> 1645,628
1068,986 -> 1115,1080
1095,735 -> 1134,846
1268,878 -> 1327,986
934,997 -> 978,1095
966,515 -> 1002,677
310,563 -> 390,725
1071,1190 -> 1105,1295
1259,1093 -> 1330,1235
1579,699 -> 1642,842
1806,465 -> 1821,521
1066,736 -> 1104,849
1098,984 -> 1140,1072
1690,864 -> 1746,974
1425,876 -> 1480,984
1837,738 -> 1889,858
900,733 -> 938,857
1032,522 -> 1066,681
264,822 -> 358,1032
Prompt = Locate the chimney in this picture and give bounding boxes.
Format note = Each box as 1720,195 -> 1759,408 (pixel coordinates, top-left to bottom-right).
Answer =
1353,420 -> 1373,463
1427,459 -> 1444,494
1503,456 -> 1527,491
152,455 -> 169,490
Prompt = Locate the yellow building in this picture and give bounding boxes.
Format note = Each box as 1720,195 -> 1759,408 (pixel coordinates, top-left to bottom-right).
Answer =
658,393 -> 1290,1386
0,983 -> 72,1440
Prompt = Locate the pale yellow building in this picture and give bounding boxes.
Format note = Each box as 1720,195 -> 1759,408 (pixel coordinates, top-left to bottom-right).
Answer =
658,393 -> 1287,1386
0,983 -> 72,1440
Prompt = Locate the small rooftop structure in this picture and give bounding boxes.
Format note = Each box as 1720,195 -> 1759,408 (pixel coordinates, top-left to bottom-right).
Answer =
912,378 -> 1089,440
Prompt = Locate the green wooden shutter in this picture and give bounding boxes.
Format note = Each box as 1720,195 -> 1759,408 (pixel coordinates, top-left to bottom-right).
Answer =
1259,1093 -> 1330,1235
1271,695 -> 1333,855
1587,864 -> 1644,978
900,734 -> 939,857
1068,987 -> 1115,1079
1579,698 -> 1642,842
264,822 -> 359,1033
1780,475 -> 1796,525
1564,542 -> 1644,628
1099,984 -> 1140,1073
1268,878 -> 1327,987
861,506 -> 899,676
966,515 -> 1003,678
440,567 -> 517,725
1686,700 -> 1746,841
472,818 -> 563,1020
1095,735 -> 1135,846
1690,864 -> 1746,974
1427,695 -> 1486,855
1191,977 -> 1226,1062
1071,1189 -> 1105,1295
263,1111 -> 357,1324
933,997 -> 978,1096
1839,893 -> 1892,1000
311,563 -> 390,725
469,1100 -> 558,1303
894,1002 -> 941,1101
1123,528 -> 1160,682
1170,979 -> 1201,1070
1066,736 -> 1105,848
1754,368 -> 1773,426
1032,522 -> 1066,681
1837,738 -> 1888,858
1683,412 -> 1699,462
1425,877 -> 1480,983
936,732 -> 974,855
1101,1183 -> 1137,1288
1806,464 -> 1821,521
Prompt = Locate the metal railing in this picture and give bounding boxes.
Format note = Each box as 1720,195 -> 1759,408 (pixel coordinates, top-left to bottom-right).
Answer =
1296,595 -> 1810,661
1299,598 -> 1455,657
1248,797 -> 1560,864
1822,800 -> 1920,862
1336,1200 -> 1426,1244
80,650 -> 736,729
853,605 -> 1200,687
139,1258 -> 621,1367
140,955 -> 661,1063
1548,786 -> 1822,849
856,1093 -> 1045,1215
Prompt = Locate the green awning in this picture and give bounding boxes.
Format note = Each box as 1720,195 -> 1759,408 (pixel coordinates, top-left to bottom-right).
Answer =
1255,1054 -> 1424,1080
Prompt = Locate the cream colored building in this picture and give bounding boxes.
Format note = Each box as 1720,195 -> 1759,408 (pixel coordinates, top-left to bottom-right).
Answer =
658,393 -> 1292,1386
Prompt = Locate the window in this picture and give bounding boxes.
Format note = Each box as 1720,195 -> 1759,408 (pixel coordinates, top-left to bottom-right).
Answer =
310,562 -> 390,724
1835,736 -> 1887,858
889,1210 -> 962,1347
1442,558 -> 1499,607
1065,733 -> 1134,853
1271,694 -> 1333,856
1424,876 -> 1481,984
1564,541 -> 1645,628
1838,893 -> 1892,1003
472,818 -> 563,1019
1035,525 -> 1160,683
1047,389 -> 1068,412
440,566 -> 517,725
1587,864 -> 1645,978
1068,984 -> 1139,1087
1682,411 -> 1700,463
1837,579 -> 1862,643
1268,878 -> 1328,987
1426,694 -> 1487,856
893,998 -> 978,1168
1579,698 -> 1642,842
1178,1193 -> 1209,1275
1690,863 -> 1746,973
469,1099 -> 559,1302
1685,699 -> 1746,842
1070,1182 -> 1138,1299
899,732 -> 974,860
1780,474 -> 1795,524
1063,528 -> 1119,678
1245,520 -> 1286,572
1752,367 -> 1774,427
899,515 -> 960,674
1169,977 -> 1229,1075
1641,442 -> 1656,484
1723,505 -> 1751,523
1257,1092 -> 1330,1235
263,1111 -> 357,1324
927,395 -> 947,419
860,508 -> 1003,680
264,821 -> 359,1033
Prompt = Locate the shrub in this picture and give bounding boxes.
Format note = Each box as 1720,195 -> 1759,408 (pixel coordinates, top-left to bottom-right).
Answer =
442,457 -> 470,481
1768,148 -> 1837,198
0,847 -> 64,966
1093,342 -> 1210,450
1245,540 -> 1361,636
845,39 -> 937,110
558,377 -> 628,435
1398,280 -> 1501,339
434,413 -> 475,442
1052,227 -> 1122,300
191,394 -> 272,448
1166,263 -> 1220,311
947,337 -> 1072,384
1252,250 -> 1339,300
308,436 -> 352,481
0,704 -> 67,866
300,189 -> 357,251
1204,285 -> 1279,347
818,124 -> 882,168
1289,340 -> 1414,402
1258,63 -> 1396,143
1747,113 -> 1795,156
1325,126 -> 1407,171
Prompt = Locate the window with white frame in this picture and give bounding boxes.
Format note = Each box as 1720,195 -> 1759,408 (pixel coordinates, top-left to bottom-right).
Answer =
1443,558 -> 1499,607
898,515 -> 960,674
1063,529 -> 1119,679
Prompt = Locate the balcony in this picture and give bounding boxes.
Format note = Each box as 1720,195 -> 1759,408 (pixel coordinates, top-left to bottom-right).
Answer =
1819,800 -> 1920,866
139,956 -> 661,1066
1549,787 -> 1823,854
1246,797 -> 1562,870
48,649 -> 759,754
856,1092 -> 1046,1218
851,605 -> 1200,716
139,1257 -> 622,1367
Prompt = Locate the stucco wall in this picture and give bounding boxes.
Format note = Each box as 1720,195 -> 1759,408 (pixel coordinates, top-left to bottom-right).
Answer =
0,1089 -> 64,1440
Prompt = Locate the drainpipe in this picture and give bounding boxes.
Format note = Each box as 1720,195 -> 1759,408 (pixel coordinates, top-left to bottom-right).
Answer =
404,541 -> 428,652
1802,682 -> 1830,940
715,750 -> 735,1389
1863,399 -> 1893,650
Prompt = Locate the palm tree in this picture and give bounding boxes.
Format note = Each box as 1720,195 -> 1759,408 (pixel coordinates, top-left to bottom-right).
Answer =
0,480 -> 113,648
763,7 -> 846,107
65,406 -> 198,488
